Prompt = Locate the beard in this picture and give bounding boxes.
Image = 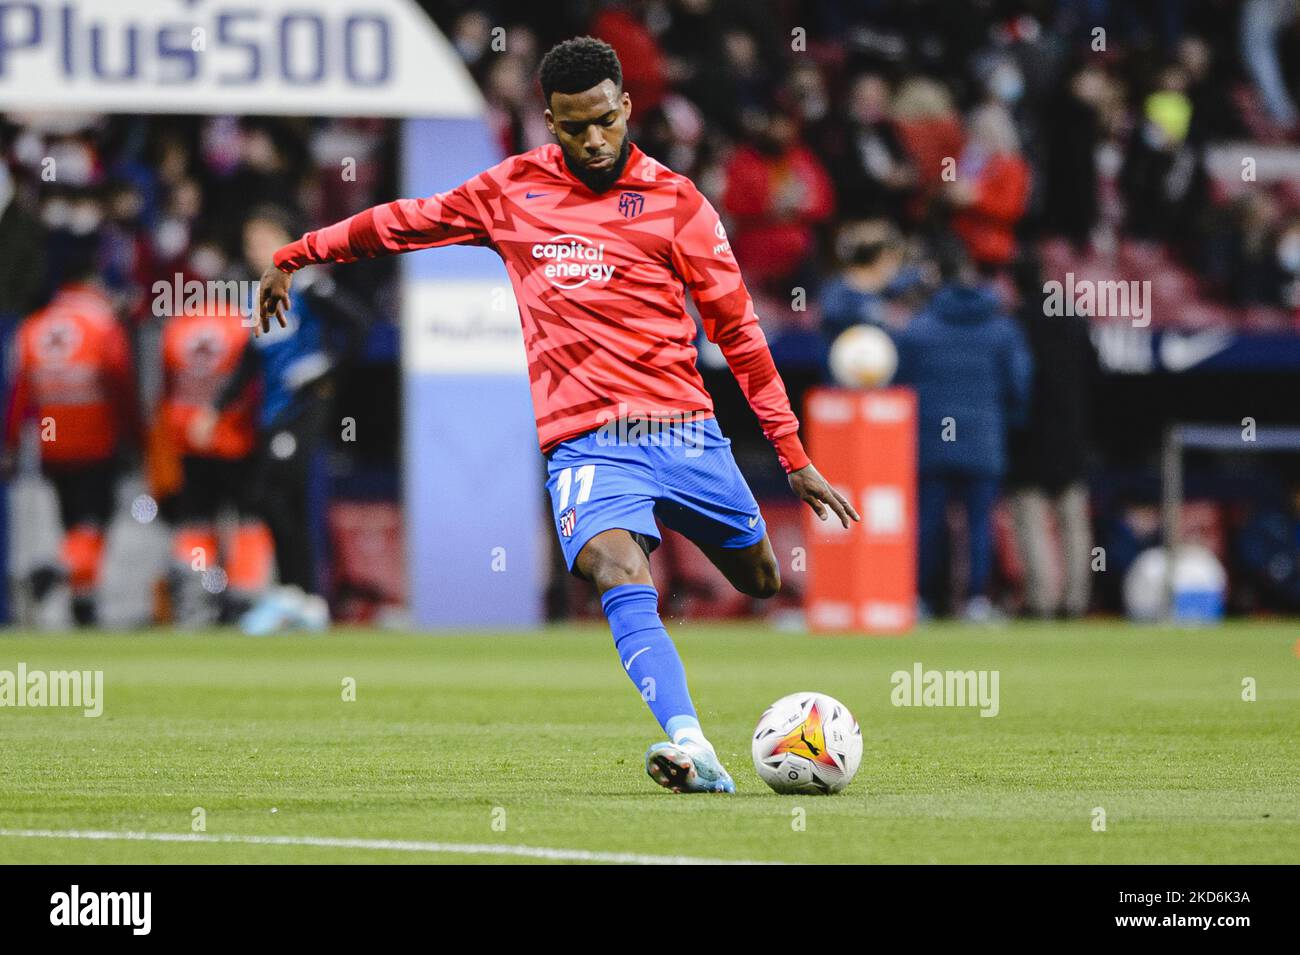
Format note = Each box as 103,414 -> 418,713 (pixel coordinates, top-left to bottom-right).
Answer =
563,137 -> 631,194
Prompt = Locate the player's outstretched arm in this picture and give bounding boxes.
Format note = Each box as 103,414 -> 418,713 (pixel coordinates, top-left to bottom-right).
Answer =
261,174 -> 494,335
789,463 -> 860,529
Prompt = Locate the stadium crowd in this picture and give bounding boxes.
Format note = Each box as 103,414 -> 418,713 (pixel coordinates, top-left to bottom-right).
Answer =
2,0 -> 1299,625
438,0 -> 1300,620
0,114 -> 390,628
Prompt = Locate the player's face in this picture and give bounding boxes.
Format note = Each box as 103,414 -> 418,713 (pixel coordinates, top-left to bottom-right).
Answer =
545,79 -> 632,193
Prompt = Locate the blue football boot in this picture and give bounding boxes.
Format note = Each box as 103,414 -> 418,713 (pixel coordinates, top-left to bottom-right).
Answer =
645,740 -> 735,793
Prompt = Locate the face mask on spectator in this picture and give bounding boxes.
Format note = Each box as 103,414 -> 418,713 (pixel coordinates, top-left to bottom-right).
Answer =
843,241 -> 887,266
1278,233 -> 1300,273
991,64 -> 1024,104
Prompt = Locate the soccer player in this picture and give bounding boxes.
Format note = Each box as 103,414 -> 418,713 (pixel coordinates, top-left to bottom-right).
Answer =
258,37 -> 858,792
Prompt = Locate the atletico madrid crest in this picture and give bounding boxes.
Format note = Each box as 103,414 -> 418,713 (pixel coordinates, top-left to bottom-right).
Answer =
618,192 -> 644,219
559,506 -> 577,538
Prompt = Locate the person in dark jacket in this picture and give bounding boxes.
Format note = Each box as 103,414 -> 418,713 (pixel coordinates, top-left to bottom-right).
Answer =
819,219 -> 907,342
1041,62 -> 1105,249
894,237 -> 1033,620
189,206 -> 369,634
1235,482 -> 1300,612
1006,256 -> 1101,618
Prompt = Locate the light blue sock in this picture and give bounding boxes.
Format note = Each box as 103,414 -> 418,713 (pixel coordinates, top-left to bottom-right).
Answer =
600,584 -> 700,738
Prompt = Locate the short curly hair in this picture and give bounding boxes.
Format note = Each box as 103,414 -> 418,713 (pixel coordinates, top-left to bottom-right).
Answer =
539,36 -> 622,106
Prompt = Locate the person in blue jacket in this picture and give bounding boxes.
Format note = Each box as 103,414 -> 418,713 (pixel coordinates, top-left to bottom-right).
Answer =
190,206 -> 369,634
893,235 -> 1033,621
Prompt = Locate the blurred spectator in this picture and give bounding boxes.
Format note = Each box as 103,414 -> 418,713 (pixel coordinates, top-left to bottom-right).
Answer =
449,9 -> 496,76
485,52 -> 551,156
890,77 -> 964,225
1120,64 -> 1206,244
655,0 -> 735,127
156,304 -> 271,626
1042,62 -> 1106,248
207,120 -> 306,246
150,177 -> 203,276
723,28 -> 776,126
191,208 -> 369,634
592,5 -> 668,114
722,111 -> 835,294
1236,482 -> 1300,610
636,94 -> 706,175
946,103 -> 1032,272
819,219 -> 907,341
0,160 -> 46,320
1006,257 -> 1100,619
100,179 -> 153,320
822,73 -> 916,222
4,247 -> 140,625
1208,192 -> 1290,306
1179,35 -> 1240,142
893,237 -> 1033,621
1240,0 -> 1299,131
1277,214 -> 1300,311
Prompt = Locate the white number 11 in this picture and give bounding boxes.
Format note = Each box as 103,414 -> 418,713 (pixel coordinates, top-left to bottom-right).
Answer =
555,464 -> 596,510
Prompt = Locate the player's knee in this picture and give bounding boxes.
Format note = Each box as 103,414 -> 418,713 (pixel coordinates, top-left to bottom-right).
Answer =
745,558 -> 781,600
579,532 -> 651,590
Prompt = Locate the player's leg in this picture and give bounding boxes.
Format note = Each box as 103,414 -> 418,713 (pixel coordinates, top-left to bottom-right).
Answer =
548,440 -> 732,792
1057,482 -> 1092,618
652,416 -> 779,600
577,529 -> 710,753
162,456 -> 222,626
568,516 -> 707,753
917,472 -> 950,614
28,466 -> 75,625
1009,486 -> 1053,617
961,474 -> 1001,622
54,461 -> 115,627
223,453 -> 275,620
241,403 -> 329,633
691,534 -> 781,600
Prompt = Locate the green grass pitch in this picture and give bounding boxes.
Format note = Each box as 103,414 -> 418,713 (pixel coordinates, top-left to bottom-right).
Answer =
0,620 -> 1296,864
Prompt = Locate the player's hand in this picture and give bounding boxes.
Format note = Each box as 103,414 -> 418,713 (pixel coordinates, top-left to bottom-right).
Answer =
789,463 -> 860,529
257,265 -> 293,336
187,406 -> 218,450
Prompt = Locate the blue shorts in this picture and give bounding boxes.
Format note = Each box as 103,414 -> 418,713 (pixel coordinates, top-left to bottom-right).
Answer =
545,416 -> 767,572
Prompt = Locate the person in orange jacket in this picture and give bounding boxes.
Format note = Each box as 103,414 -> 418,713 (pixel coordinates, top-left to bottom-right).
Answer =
155,302 -> 274,624
722,111 -> 836,293
4,254 -> 141,625
946,103 -> 1032,272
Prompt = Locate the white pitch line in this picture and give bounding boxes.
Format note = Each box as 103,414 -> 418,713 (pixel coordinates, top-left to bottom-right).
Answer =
0,828 -> 779,866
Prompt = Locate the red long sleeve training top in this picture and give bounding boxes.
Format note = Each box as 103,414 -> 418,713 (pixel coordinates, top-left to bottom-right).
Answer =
274,142 -> 810,472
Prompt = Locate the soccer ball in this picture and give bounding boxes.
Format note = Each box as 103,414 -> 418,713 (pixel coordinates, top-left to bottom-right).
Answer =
829,324 -> 897,389
751,692 -> 863,795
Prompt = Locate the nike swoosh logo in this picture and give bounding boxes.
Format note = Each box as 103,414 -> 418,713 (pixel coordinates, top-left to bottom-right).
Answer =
525,191 -> 548,199
748,515 -> 760,528
1159,330 -> 1232,372
623,646 -> 651,670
